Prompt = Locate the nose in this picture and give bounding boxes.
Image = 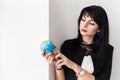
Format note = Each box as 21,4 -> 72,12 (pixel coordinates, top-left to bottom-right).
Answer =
83,22 -> 88,28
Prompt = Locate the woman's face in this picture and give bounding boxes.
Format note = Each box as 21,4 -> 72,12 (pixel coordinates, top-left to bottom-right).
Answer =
80,15 -> 100,38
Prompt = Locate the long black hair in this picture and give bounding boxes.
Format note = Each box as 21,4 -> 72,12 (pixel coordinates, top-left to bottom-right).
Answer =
76,5 -> 109,66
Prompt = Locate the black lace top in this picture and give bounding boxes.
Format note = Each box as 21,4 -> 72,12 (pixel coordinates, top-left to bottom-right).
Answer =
81,42 -> 94,56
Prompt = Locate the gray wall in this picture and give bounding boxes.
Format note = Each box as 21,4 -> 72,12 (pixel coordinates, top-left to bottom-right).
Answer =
50,0 -> 120,80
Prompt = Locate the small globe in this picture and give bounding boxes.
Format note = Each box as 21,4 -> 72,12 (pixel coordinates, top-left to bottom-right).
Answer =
41,40 -> 55,54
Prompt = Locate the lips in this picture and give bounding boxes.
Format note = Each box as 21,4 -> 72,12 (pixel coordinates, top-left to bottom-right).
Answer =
81,28 -> 87,32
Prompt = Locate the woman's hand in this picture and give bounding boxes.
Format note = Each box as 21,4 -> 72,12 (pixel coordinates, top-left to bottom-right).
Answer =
55,50 -> 74,69
41,50 -> 57,64
41,48 -> 74,70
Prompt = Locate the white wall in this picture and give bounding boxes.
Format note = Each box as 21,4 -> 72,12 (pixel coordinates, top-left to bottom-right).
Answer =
50,0 -> 120,80
0,0 -> 49,80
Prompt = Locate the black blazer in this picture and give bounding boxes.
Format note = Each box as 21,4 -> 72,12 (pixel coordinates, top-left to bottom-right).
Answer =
60,38 -> 114,80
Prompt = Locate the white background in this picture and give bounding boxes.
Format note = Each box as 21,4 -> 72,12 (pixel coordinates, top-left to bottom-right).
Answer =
0,0 -> 49,80
50,0 -> 120,80
0,0 -> 120,80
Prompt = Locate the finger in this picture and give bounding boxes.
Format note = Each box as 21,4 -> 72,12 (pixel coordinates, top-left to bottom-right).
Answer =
46,53 -> 54,62
47,52 -> 53,56
41,50 -> 45,57
57,62 -> 64,68
45,52 -> 52,58
54,48 -> 60,54
47,56 -> 51,63
46,54 -> 56,64
49,56 -> 56,64
53,49 -> 58,55
55,53 -> 63,60
56,59 -> 63,66
45,53 -> 50,60
53,48 -> 58,55
55,48 -> 60,53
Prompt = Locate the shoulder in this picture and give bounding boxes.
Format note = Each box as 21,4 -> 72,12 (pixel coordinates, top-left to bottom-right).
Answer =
104,44 -> 114,58
105,44 -> 114,52
60,38 -> 78,53
61,38 -> 77,49
63,38 -> 77,45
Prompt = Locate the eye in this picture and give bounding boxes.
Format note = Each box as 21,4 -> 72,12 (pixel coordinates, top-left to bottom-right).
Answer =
89,21 -> 95,25
81,18 -> 85,21
90,22 -> 95,25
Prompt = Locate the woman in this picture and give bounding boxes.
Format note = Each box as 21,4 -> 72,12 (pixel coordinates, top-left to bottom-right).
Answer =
42,5 -> 114,80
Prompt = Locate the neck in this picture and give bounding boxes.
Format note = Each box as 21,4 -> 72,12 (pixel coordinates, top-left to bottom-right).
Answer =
82,36 -> 94,44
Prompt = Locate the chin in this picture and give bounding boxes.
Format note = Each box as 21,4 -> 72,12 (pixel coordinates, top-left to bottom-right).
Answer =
80,32 -> 87,35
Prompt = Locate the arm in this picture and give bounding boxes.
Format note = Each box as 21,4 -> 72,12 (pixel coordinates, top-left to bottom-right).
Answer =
55,68 -> 65,80
63,56 -> 95,80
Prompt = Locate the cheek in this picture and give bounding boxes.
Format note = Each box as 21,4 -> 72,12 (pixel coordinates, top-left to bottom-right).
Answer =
79,22 -> 84,31
89,27 -> 99,35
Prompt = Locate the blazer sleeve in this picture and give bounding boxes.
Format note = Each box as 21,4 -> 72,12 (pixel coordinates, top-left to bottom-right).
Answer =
60,40 -> 68,55
94,44 -> 114,80
60,40 -> 72,57
60,40 -> 73,75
